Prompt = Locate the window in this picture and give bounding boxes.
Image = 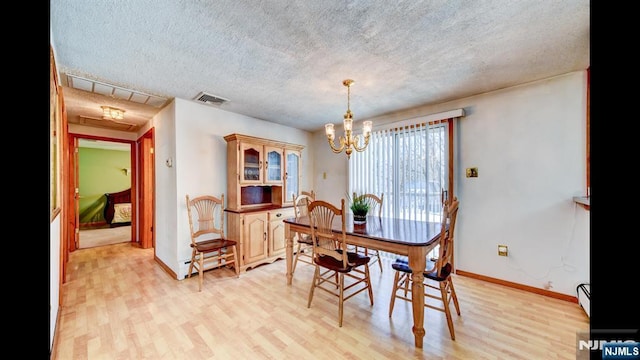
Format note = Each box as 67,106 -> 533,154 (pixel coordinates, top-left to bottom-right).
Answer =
349,119 -> 452,223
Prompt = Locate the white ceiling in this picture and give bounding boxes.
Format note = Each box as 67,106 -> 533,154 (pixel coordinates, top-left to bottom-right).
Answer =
50,1 -> 590,133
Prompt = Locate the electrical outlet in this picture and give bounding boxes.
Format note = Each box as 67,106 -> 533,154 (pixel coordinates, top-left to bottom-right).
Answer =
498,244 -> 508,256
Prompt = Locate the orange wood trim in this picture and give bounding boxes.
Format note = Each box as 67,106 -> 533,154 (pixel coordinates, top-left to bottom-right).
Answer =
455,269 -> 579,303
60,88 -> 71,286
138,128 -> 155,249
130,136 -> 137,245
67,135 -> 78,254
447,118 -> 454,201
51,207 -> 61,222
67,133 -> 134,144
447,117 -> 455,270
154,254 -> 178,279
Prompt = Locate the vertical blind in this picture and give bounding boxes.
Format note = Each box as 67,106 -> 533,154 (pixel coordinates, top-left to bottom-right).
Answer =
349,120 -> 449,222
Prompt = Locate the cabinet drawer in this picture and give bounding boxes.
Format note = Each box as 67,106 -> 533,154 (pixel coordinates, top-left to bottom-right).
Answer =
268,207 -> 295,221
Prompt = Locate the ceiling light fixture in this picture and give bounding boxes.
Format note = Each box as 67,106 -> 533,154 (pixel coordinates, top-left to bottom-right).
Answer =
324,79 -> 372,159
101,106 -> 125,121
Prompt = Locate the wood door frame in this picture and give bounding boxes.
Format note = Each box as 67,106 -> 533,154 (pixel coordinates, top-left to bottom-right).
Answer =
66,133 -> 137,253
137,128 -> 155,249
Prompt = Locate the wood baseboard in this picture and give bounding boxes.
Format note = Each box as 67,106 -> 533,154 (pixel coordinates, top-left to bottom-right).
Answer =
455,269 -> 578,303
154,255 -> 178,280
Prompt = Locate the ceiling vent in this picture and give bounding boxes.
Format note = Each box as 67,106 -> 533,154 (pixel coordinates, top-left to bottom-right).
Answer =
65,73 -> 169,108
194,92 -> 229,106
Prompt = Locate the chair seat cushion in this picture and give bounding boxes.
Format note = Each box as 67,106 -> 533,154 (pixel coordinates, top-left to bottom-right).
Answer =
192,238 -> 237,253
391,258 -> 452,281
315,250 -> 370,273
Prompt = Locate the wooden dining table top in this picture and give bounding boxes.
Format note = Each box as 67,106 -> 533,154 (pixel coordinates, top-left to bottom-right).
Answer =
284,214 -> 443,248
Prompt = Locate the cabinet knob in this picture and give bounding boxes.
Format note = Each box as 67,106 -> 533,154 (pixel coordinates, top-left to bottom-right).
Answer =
276,213 -> 282,217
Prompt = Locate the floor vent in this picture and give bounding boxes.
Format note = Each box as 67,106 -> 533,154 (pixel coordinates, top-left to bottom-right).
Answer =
194,92 -> 229,106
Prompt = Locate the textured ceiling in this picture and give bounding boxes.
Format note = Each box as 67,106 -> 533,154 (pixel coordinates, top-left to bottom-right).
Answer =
50,1 -> 590,133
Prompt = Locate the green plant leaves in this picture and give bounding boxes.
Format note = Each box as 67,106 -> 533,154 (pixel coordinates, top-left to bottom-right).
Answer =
346,192 -> 375,215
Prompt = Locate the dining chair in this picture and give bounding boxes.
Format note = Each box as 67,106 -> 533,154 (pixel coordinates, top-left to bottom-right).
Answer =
186,194 -> 240,291
301,190 -> 315,199
291,191 -> 316,274
388,197 -> 461,340
307,199 -> 374,327
353,193 -> 384,272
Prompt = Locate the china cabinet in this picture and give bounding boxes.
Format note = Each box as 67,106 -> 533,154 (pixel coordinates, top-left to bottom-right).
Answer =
224,133 -> 304,271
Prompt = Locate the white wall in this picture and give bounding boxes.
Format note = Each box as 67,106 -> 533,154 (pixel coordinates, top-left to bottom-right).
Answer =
157,98 -> 313,278
311,71 -> 589,296
454,72 -> 589,296
152,101 -> 179,276
50,214 -> 61,351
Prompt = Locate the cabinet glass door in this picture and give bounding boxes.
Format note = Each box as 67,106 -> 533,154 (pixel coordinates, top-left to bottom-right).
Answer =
284,150 -> 300,205
241,144 -> 262,183
265,147 -> 283,184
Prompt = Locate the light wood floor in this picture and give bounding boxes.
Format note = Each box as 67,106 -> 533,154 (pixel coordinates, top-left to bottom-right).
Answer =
79,226 -> 131,249
52,243 -> 589,359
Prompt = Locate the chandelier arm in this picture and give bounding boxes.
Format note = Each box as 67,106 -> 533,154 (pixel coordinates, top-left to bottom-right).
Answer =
351,134 -> 371,152
327,136 -> 346,153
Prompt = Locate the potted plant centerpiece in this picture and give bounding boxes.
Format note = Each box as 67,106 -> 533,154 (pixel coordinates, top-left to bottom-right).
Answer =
347,192 -> 374,224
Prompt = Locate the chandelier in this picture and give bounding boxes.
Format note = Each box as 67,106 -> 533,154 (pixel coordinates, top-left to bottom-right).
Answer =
324,79 -> 372,159
101,106 -> 125,121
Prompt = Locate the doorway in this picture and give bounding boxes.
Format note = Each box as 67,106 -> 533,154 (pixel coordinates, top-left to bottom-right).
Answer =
66,130 -> 154,256
75,137 -> 134,249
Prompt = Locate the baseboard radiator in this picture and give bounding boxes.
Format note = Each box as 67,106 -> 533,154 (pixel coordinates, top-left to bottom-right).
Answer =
577,283 -> 590,317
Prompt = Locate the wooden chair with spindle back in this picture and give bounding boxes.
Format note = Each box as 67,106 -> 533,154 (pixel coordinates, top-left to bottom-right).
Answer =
307,199 -> 374,327
352,193 -> 384,272
388,197 -> 460,339
291,190 -> 316,274
185,194 -> 240,291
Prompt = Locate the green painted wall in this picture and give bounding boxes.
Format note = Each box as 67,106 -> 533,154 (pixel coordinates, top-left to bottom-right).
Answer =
79,147 -> 131,226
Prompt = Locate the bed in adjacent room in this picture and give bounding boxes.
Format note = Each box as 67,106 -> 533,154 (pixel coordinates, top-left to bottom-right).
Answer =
104,188 -> 132,227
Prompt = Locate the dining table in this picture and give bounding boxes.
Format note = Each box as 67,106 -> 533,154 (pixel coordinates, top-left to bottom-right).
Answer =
284,214 -> 443,348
